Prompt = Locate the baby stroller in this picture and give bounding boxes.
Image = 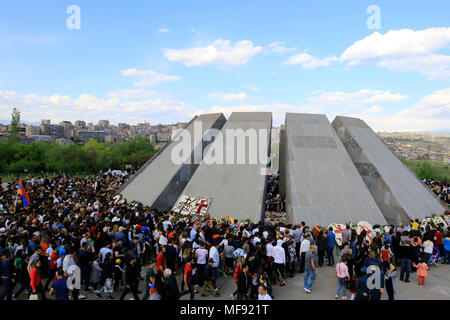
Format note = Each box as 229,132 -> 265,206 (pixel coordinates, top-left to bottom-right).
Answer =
429,247 -> 441,268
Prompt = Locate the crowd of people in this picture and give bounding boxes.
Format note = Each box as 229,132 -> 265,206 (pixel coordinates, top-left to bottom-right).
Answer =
0,173 -> 449,301
423,179 -> 449,204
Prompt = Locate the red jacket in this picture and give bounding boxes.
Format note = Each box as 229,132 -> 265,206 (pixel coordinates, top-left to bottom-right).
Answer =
30,268 -> 41,291
234,264 -> 242,284
156,252 -> 165,272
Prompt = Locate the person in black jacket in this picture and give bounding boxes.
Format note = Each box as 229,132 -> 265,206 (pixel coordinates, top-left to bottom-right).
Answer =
317,231 -> 328,267
398,241 -> 415,282
163,268 -> 180,300
119,257 -> 140,300
237,264 -> 250,300
200,259 -> 219,297
164,239 -> 178,272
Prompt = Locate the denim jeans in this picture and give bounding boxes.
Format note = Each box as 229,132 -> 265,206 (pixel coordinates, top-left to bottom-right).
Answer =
304,269 -> 315,290
444,250 -> 450,264
180,282 -> 195,300
212,266 -> 219,288
0,278 -> 12,300
326,247 -> 335,265
424,253 -> 432,266
400,258 -> 412,281
336,277 -> 347,296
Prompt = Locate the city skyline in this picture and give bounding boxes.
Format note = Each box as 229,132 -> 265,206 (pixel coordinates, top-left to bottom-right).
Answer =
0,1 -> 449,132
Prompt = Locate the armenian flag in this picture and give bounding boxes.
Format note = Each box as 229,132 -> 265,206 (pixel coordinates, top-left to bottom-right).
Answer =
17,180 -> 31,209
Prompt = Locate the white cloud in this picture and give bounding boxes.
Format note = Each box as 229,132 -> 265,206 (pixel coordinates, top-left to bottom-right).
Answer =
163,39 -> 263,68
121,68 -> 181,87
268,41 -> 297,54
377,54 -> 450,80
340,28 -> 450,79
308,89 -> 407,106
207,92 -> 248,101
362,91 -> 407,104
340,28 -> 450,62
362,105 -> 382,113
343,88 -> 450,132
157,28 -> 171,33
284,53 -> 338,69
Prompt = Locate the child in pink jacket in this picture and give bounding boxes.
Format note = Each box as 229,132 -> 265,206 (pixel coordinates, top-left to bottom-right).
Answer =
413,258 -> 429,285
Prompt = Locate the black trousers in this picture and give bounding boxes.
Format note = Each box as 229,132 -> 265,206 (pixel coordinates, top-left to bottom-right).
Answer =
386,279 -> 394,301
274,263 -> 285,280
318,249 -> 325,267
299,252 -> 306,273
196,264 -> 206,287
120,284 -> 140,300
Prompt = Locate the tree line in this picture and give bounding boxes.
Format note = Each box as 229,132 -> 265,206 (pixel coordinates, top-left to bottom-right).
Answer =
0,137 -> 158,175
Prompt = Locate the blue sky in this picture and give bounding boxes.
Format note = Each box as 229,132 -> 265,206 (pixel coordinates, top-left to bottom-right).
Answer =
0,0 -> 449,132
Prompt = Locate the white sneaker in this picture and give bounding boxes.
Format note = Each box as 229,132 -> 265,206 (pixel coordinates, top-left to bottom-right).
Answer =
230,294 -> 236,300
334,294 -> 339,299
79,294 -> 86,299
342,296 -> 348,300
305,288 -> 311,293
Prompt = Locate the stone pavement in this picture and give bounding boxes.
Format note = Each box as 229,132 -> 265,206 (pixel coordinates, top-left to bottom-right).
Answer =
9,261 -> 449,300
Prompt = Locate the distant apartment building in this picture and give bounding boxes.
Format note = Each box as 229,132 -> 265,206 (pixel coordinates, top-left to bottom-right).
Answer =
75,120 -> 86,128
41,119 -> 51,125
156,132 -> 170,143
59,121 -> 74,140
76,130 -> 108,142
25,125 -> 41,137
40,123 -> 65,139
98,120 -> 110,128
118,123 -> 129,130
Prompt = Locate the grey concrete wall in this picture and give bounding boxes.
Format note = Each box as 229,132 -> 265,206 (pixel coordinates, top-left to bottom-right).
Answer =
117,113 -> 227,210
180,112 -> 272,222
332,116 -> 446,225
284,113 -> 387,226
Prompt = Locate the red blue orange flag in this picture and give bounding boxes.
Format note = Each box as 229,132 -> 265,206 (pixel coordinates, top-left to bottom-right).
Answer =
17,180 -> 31,209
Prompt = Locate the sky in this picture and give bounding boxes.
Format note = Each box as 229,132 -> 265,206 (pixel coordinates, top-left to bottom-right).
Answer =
0,0 -> 449,132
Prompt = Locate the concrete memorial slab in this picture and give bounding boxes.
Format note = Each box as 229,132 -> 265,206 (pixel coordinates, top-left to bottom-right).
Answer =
115,113 -> 227,210
180,112 -> 272,222
332,116 -> 446,225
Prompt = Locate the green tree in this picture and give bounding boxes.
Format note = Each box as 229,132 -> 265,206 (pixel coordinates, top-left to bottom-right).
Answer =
9,107 -> 21,143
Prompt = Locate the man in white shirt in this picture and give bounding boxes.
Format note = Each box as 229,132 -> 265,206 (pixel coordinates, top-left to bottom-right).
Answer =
299,233 -> 311,273
99,242 -> 113,263
209,243 -> 221,288
258,285 -> 272,300
195,242 -> 208,287
273,239 -> 286,284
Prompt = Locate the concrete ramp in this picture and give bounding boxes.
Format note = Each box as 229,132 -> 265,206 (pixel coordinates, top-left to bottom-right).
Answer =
283,113 -> 387,226
332,116 -> 446,224
116,113 -> 227,210
180,112 -> 272,222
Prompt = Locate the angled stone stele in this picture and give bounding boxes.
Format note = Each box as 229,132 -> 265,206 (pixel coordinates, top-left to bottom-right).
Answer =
116,113 -> 226,211
332,116 -> 446,224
